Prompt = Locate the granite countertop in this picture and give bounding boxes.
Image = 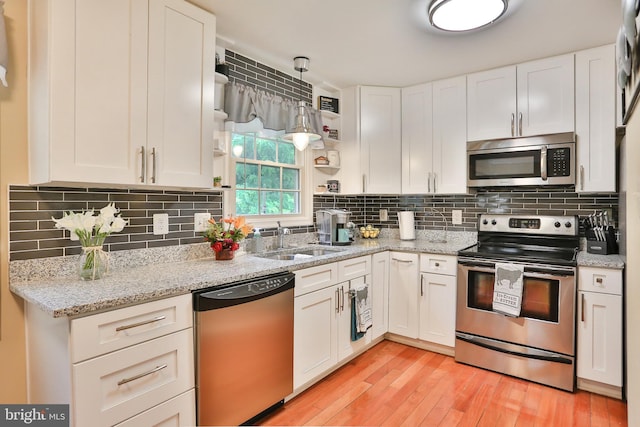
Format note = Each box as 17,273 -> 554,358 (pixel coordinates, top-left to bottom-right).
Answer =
9,232 -> 624,318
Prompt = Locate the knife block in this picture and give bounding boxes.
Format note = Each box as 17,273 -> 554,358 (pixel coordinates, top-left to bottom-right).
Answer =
586,227 -> 618,255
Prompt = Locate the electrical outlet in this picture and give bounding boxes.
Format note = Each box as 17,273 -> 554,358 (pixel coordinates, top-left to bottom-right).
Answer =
379,209 -> 388,221
153,213 -> 169,235
452,209 -> 463,225
194,213 -> 211,232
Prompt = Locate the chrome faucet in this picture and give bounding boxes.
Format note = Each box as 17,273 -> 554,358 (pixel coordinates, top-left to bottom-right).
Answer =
276,221 -> 290,249
426,207 -> 448,243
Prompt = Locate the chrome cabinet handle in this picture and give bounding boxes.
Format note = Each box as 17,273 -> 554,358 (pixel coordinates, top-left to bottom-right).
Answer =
541,145 -> 548,181
117,364 -> 167,386
420,275 -> 424,297
595,277 -> 603,284
115,315 -> 166,332
340,286 -> 345,311
150,147 -> 157,184
428,172 -> 432,193
140,146 -> 146,183
335,288 -> 340,313
581,293 -> 585,323
518,112 -> 523,135
580,165 -> 585,191
433,173 -> 437,193
511,113 -> 515,136
391,258 -> 413,263
362,174 -> 366,193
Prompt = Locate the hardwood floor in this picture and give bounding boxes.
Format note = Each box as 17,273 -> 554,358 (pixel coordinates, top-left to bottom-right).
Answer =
260,341 -> 627,427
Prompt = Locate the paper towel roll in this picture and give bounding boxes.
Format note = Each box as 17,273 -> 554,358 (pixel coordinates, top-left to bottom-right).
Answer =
398,211 -> 416,240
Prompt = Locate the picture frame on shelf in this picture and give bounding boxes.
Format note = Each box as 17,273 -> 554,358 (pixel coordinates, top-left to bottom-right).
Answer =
318,96 -> 339,114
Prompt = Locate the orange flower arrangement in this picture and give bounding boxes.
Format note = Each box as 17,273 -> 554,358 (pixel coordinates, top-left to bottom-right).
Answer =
203,216 -> 253,253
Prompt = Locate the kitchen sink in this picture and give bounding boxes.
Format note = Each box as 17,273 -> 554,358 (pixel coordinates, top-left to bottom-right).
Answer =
256,246 -> 346,261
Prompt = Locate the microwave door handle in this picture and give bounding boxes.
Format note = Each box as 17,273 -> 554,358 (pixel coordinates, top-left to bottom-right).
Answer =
540,146 -> 548,181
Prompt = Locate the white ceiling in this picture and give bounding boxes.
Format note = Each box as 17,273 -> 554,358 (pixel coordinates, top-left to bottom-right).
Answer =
191,0 -> 622,90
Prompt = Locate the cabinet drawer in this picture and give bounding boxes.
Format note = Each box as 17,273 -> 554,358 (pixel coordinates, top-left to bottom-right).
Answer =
578,267 -> 623,295
420,254 -> 457,276
295,263 -> 338,297
73,328 -> 194,427
114,389 -> 195,427
70,294 -> 192,363
338,255 -> 371,282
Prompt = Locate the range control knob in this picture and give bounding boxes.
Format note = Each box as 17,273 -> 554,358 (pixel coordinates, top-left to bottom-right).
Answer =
565,221 -> 572,228
482,219 -> 488,225
554,221 -> 561,228
491,220 -> 497,226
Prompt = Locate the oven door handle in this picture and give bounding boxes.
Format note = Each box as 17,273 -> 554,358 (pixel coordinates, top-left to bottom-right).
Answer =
458,261 -> 575,277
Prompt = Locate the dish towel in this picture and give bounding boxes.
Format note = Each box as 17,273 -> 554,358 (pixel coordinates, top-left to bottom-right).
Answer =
350,284 -> 372,341
493,263 -> 524,317
0,1 -> 7,87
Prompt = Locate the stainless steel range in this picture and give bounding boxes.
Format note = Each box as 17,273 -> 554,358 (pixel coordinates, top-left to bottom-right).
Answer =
456,214 -> 579,391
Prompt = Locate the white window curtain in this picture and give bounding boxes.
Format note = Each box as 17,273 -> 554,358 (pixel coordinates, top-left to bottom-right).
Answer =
224,81 -> 324,146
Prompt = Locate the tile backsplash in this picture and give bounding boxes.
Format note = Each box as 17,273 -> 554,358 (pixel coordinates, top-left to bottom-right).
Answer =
9,185 -> 618,261
9,186 -> 223,261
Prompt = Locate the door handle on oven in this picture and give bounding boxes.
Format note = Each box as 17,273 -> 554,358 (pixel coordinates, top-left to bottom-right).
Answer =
541,145 -> 548,181
458,260 -> 495,270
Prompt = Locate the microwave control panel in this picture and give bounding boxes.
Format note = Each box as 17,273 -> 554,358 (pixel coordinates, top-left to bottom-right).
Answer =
548,147 -> 571,177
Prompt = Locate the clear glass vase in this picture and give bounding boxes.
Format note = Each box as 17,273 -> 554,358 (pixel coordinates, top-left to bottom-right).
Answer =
79,246 -> 109,280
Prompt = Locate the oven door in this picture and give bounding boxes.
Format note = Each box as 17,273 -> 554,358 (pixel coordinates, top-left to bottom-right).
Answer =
456,258 -> 576,356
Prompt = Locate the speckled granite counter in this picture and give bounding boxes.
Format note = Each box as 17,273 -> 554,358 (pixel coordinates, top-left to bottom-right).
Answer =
10,233 -> 476,318
10,230 -> 624,318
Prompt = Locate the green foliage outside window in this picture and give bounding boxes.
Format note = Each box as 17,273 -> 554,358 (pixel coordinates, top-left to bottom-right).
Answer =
232,134 -> 301,216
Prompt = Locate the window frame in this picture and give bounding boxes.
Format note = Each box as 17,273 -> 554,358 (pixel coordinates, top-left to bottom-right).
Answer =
224,129 -> 314,230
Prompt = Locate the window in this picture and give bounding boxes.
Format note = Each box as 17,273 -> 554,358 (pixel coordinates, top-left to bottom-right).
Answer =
231,133 -> 303,217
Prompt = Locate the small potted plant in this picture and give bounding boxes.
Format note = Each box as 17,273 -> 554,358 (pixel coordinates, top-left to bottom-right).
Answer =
213,176 -> 222,187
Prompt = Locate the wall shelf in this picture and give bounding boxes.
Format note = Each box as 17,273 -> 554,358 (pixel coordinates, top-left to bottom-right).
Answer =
314,165 -> 340,173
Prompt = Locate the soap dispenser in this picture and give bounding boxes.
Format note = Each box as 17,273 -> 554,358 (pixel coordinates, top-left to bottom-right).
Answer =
253,228 -> 263,253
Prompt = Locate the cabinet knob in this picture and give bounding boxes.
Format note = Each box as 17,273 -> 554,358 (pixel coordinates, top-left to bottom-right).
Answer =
595,277 -> 603,284
435,262 -> 440,267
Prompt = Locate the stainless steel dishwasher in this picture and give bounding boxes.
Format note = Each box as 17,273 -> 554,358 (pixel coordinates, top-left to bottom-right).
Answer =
193,271 -> 294,426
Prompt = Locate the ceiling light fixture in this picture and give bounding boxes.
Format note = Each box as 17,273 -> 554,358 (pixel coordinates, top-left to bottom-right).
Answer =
428,0 -> 508,32
282,56 -> 321,151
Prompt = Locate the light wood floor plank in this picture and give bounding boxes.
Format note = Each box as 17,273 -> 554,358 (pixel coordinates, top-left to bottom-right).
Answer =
258,341 -> 628,427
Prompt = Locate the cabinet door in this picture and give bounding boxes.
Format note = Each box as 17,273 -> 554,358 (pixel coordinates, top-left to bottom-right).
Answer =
371,252 -> 390,340
577,291 -> 623,387
575,45 -> 616,193
360,86 -> 402,194
293,286 -> 338,389
31,0 -> 146,185
337,276 -> 371,362
419,272 -> 457,347
517,54 -> 575,137
432,76 -> 467,194
467,66 -> 516,141
147,0 -> 216,188
114,389 -> 195,427
401,83 -> 433,194
388,252 -> 419,338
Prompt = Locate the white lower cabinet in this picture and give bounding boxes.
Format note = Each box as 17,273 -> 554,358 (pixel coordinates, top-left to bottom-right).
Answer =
293,255 -> 375,390
577,267 -> 623,396
371,251 -> 390,340
26,294 -> 195,427
388,252 -> 457,350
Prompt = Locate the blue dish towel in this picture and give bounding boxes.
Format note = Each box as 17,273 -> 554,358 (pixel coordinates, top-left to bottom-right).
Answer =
351,299 -> 366,341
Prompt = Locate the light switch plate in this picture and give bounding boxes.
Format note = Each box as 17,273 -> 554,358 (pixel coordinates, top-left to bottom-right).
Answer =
379,209 -> 388,221
153,213 -> 169,235
194,212 -> 211,232
452,209 -> 463,225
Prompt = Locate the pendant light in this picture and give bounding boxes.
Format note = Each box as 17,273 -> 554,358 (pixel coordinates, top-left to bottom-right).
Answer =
428,0 -> 508,32
282,56 -> 322,151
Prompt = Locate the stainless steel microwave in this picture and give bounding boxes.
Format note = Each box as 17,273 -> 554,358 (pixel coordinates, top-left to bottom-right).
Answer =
467,132 -> 575,188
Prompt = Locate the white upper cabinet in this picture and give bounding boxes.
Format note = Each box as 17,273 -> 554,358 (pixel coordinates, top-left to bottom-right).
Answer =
575,44 -> 616,193
467,54 -> 575,141
340,86 -> 402,194
401,77 -> 466,195
29,0 -> 216,189
432,76 -> 467,194
401,83 -> 433,194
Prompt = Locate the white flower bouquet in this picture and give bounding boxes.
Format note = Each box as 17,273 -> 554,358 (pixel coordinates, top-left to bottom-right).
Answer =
52,203 -> 128,280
